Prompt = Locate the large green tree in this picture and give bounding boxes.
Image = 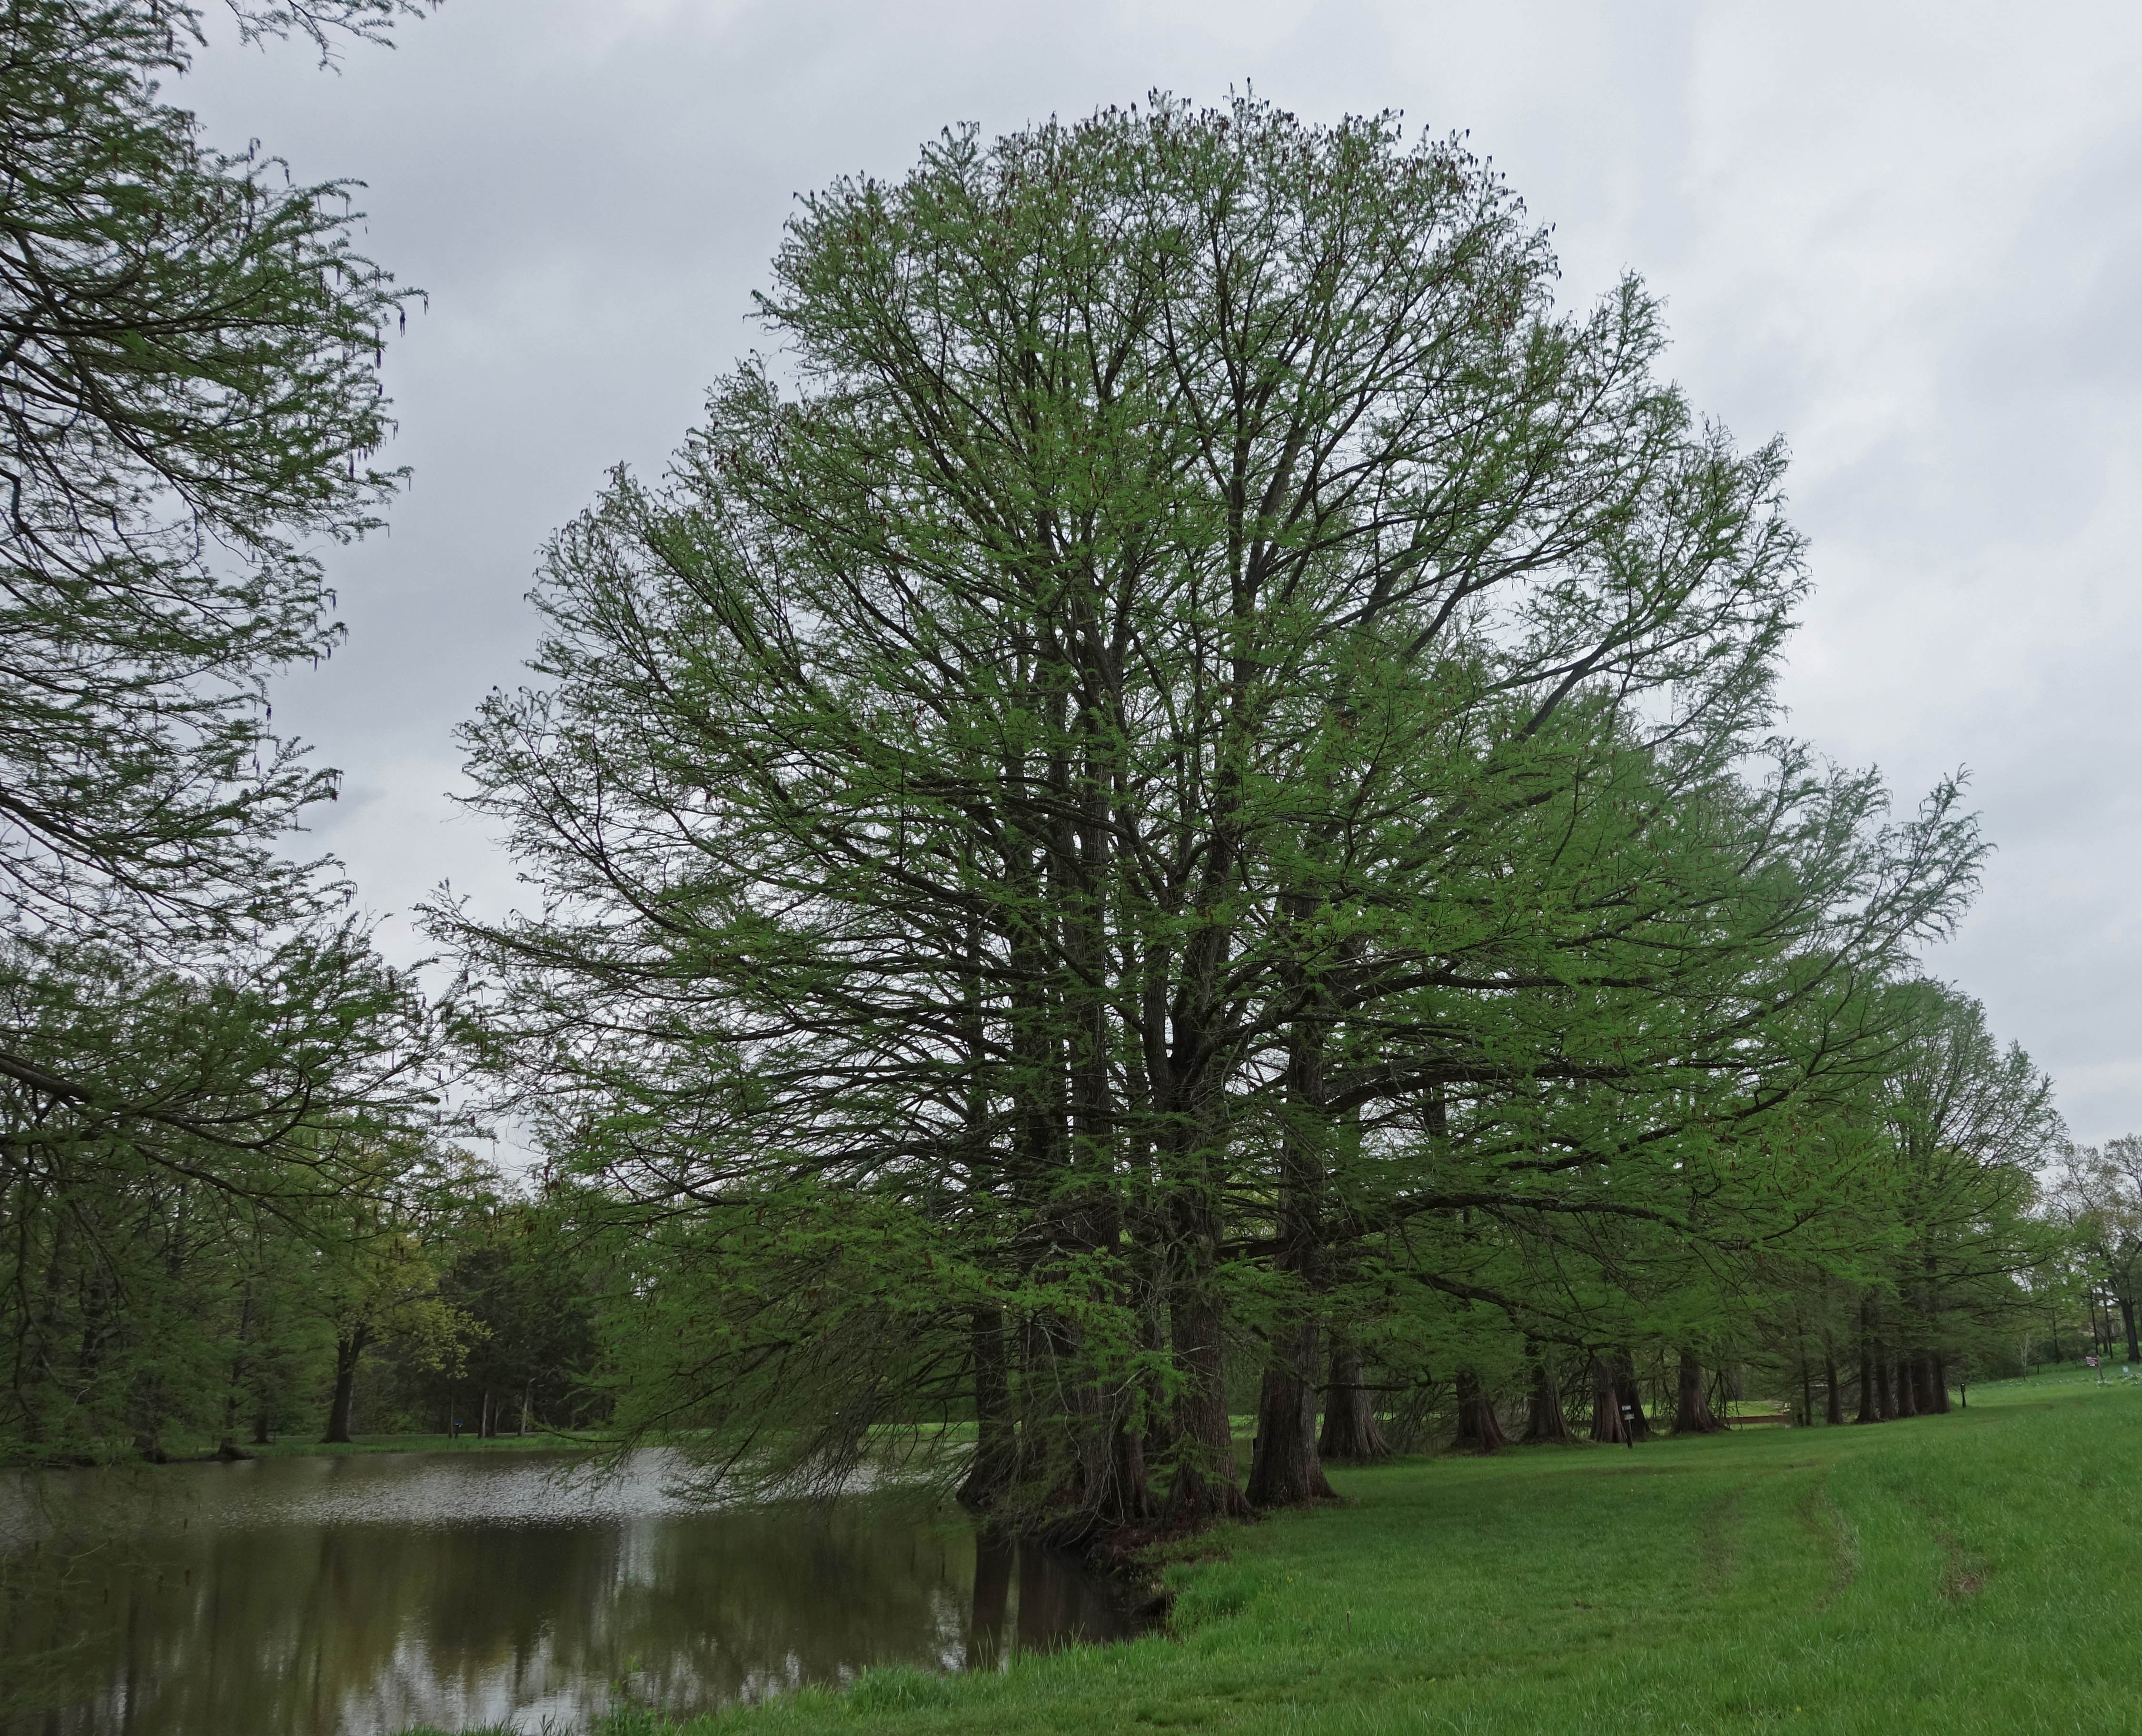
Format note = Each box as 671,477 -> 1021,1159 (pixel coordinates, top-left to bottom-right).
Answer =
446,98 -> 1983,1536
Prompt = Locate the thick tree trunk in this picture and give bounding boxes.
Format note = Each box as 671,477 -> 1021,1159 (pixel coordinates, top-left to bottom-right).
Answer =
1051,1392 -> 1156,1541
1873,1342 -> 1893,1420
1892,1355 -> 1917,1419
1824,1346 -> 1845,1427
1319,1332 -> 1390,1462
1673,1350 -> 1724,1434
1522,1356 -> 1575,1444
252,1410 -> 271,1446
1451,1368 -> 1507,1453
1248,1318 -> 1336,1504
321,1331 -> 364,1444
958,1306 -> 1018,1512
1160,1079 -> 1248,1523
1929,1351 -> 1951,1414
1247,941 -> 1339,1510
1164,1278 -> 1249,1523
1590,1358 -> 1634,1444
2122,1296 -> 2140,1365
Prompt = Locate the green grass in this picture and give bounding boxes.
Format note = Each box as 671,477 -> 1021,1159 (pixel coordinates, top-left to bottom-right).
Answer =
452,1375 -> 2142,1736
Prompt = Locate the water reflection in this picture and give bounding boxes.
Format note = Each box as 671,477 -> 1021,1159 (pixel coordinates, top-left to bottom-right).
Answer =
0,1451 -> 1145,1736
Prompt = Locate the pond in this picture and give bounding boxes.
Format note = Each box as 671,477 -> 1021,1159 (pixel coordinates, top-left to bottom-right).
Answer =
0,1449 -> 1149,1735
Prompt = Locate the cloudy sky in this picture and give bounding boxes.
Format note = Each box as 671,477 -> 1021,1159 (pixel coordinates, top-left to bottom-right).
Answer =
185,0 -> 2142,1142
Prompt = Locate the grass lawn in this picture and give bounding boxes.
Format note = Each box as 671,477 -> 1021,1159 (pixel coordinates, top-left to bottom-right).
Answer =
427,1373 -> 2142,1735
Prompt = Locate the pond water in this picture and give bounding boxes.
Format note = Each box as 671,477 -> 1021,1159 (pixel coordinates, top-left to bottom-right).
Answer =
0,1449 -> 1146,1736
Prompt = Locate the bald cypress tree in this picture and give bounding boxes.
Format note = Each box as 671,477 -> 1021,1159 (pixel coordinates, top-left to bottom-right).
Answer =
445,97 -> 1983,1536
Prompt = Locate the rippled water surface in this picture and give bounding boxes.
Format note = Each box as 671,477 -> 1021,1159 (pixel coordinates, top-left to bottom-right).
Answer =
0,1449 -> 1142,1736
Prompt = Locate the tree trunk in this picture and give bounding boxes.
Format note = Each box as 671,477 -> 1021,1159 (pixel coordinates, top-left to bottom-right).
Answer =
1929,1351 -> 1951,1415
1160,1095 -> 1249,1523
958,1306 -> 1019,1512
1855,1302 -> 1878,1424
1451,1368 -> 1507,1453
252,1410 -> 271,1447
1247,943 -> 1339,1509
1673,1350 -> 1724,1434
1522,1355 -> 1575,1444
1873,1341 -> 1893,1420
1590,1358 -> 1633,1444
321,1331 -> 364,1444
1319,1332 -> 1390,1462
1823,1345 -> 1844,1427
1248,1318 -> 1336,1503
1164,1276 -> 1249,1523
1892,1355 -> 1917,1419
2122,1295 -> 2139,1365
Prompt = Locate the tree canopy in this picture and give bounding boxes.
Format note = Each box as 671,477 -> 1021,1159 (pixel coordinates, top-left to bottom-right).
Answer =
442,98 -> 2042,1537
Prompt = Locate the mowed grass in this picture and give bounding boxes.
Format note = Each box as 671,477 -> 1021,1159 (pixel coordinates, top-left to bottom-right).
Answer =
440,1376 -> 2142,1736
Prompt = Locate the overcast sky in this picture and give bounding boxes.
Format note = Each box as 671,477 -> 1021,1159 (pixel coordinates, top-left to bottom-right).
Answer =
184,0 -> 2142,1143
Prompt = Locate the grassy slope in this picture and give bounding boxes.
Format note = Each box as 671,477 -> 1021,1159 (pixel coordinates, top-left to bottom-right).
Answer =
435,1374 -> 2142,1735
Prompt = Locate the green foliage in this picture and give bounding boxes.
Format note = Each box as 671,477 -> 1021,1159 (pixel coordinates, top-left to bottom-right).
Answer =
0,0 -> 454,1461
442,96 -> 2006,1529
0,0 -> 424,945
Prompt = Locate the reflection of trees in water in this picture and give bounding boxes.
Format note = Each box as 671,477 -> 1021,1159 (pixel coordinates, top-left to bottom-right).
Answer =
0,1464 -> 1140,1736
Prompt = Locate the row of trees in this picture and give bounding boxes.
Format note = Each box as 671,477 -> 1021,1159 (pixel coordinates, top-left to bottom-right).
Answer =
436,99 -> 2080,1540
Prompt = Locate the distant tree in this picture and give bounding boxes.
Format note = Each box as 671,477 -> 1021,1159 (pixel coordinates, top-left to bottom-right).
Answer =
303,1143 -> 476,1444
390,1185 -> 610,1438
2052,1137 -> 2142,1363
